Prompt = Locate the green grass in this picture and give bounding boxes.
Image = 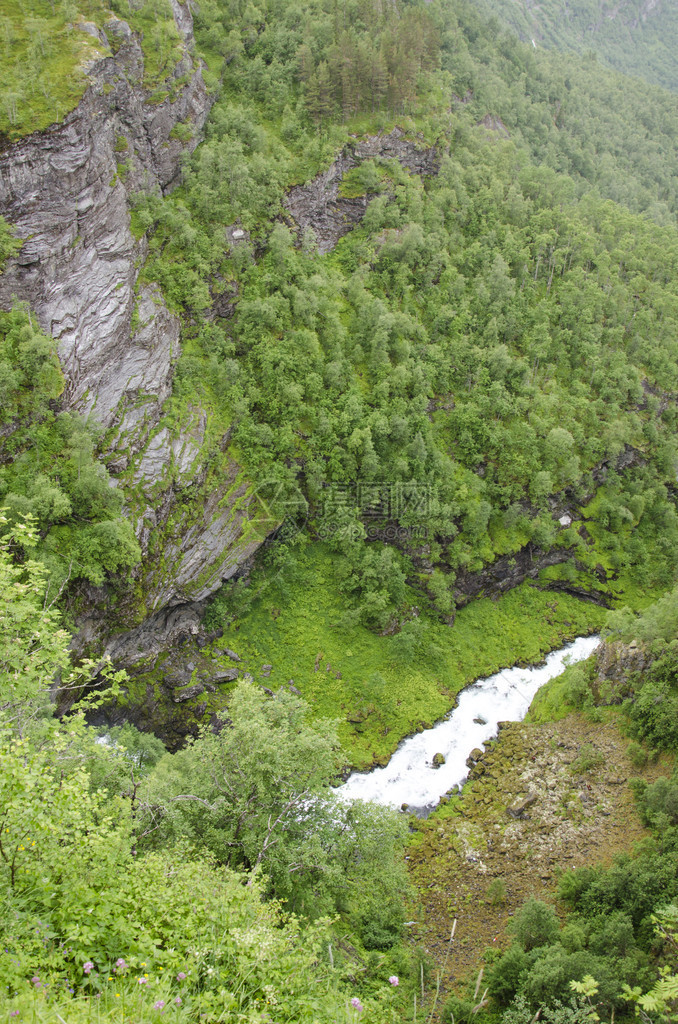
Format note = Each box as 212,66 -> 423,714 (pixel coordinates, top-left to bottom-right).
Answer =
207,543 -> 604,768
526,658 -> 597,724
0,0 -> 188,140
0,0 -> 108,138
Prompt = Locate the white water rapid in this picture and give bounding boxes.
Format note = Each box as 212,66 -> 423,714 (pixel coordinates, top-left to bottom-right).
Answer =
339,634 -> 600,815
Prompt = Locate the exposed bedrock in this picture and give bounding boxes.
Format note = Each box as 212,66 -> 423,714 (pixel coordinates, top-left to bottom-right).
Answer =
0,21 -> 208,444
285,127 -> 439,253
0,10 -> 273,623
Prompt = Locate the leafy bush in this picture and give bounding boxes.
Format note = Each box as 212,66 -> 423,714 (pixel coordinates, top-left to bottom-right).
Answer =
509,899 -> 560,952
572,744 -> 605,774
627,741 -> 648,768
139,682 -> 411,930
0,721 -> 387,1021
0,307 -> 140,594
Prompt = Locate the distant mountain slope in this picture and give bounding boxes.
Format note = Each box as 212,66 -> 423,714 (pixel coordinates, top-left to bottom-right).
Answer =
474,0 -> 678,92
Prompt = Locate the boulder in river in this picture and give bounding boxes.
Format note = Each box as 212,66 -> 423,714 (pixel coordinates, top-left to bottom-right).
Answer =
432,752 -> 446,768
466,747 -> 484,768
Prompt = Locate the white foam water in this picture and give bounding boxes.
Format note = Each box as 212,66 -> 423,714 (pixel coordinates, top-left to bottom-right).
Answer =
339,635 -> 600,815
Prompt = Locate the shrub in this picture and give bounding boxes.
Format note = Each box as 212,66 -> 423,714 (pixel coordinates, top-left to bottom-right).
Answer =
509,899 -> 560,952
488,878 -> 507,906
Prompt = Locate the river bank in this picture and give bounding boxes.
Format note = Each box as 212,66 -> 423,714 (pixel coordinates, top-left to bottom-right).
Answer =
406,709 -> 674,1007
198,544 -> 607,769
339,636 -> 600,813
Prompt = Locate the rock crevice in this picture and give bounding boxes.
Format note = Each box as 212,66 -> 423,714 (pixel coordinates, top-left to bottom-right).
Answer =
285,128 -> 438,254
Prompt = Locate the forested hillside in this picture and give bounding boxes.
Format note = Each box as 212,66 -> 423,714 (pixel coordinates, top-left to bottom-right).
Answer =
475,0 -> 678,93
2,0 -> 678,1020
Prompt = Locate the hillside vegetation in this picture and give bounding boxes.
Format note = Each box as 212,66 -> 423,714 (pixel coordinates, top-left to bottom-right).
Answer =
2,0 -> 678,1020
4,0 -> 678,623
475,0 -> 678,93
0,0 -> 189,139
128,0 -> 678,637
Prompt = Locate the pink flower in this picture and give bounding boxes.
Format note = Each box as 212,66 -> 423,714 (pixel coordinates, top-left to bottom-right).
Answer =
138,977 -> 148,985
176,972 -> 186,981
31,977 -> 41,987
153,1001 -> 165,1010
83,961 -> 94,975
116,958 -> 127,970
350,997 -> 364,1012
389,975 -> 399,986
174,997 -> 182,1006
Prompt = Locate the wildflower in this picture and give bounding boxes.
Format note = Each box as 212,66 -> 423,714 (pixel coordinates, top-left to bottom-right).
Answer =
31,977 -> 40,987
115,995 -> 120,999
83,961 -> 94,975
388,975 -> 399,986
174,998 -> 182,1006
153,1001 -> 165,1010
350,997 -> 364,1012
116,958 -> 127,970
176,972 -> 186,981
10,1012 -> 19,1017
138,977 -> 148,985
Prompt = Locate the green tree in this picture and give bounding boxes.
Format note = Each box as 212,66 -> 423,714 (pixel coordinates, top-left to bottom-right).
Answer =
510,898 -> 561,951
0,514 -> 70,719
305,60 -> 333,125
141,682 -> 410,929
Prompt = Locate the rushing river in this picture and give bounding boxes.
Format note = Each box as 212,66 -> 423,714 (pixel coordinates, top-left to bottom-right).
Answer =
339,635 -> 600,815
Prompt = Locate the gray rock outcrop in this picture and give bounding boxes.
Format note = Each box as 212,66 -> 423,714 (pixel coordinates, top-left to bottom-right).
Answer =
0,21 -> 208,438
285,128 -> 438,253
592,638 -> 650,703
0,7 -> 272,630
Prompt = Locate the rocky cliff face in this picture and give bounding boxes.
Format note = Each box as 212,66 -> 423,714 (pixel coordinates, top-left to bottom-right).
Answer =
593,637 -> 650,703
285,128 -> 438,253
0,18 -> 205,434
0,6 -> 267,640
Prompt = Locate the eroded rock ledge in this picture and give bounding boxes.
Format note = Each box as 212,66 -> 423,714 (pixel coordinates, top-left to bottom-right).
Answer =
285,128 -> 438,254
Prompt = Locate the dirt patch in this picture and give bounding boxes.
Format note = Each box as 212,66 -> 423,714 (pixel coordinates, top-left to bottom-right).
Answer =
407,712 -> 673,1005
